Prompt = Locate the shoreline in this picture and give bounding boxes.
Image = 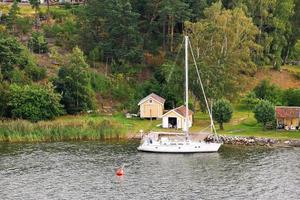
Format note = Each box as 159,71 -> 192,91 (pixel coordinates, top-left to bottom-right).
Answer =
205,135 -> 300,147
1,132 -> 299,148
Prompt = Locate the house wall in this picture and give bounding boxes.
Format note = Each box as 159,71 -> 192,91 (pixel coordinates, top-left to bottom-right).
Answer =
284,118 -> 299,126
162,111 -> 193,130
140,99 -> 163,118
278,118 -> 300,126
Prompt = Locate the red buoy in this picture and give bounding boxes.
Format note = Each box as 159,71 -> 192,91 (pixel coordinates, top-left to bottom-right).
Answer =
116,168 -> 124,176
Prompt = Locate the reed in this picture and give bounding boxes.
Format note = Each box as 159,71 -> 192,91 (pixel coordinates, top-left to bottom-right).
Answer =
0,118 -> 127,143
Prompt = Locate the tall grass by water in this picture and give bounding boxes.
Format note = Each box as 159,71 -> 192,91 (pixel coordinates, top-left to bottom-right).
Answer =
0,117 -> 126,143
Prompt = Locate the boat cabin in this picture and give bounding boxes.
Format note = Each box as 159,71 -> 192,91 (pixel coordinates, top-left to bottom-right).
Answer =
275,106 -> 300,130
162,105 -> 193,131
138,93 -> 165,119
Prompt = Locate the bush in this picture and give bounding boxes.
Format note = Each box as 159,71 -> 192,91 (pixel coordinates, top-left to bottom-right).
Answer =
90,72 -> 111,97
253,80 -> 282,105
7,84 -> 64,122
283,89 -> 300,106
240,92 -> 260,110
50,8 -> 71,22
253,100 -> 275,130
15,17 -> 33,35
28,31 -> 48,54
212,99 -> 233,130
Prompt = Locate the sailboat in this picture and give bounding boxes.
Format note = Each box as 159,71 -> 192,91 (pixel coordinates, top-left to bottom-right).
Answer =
137,36 -> 222,153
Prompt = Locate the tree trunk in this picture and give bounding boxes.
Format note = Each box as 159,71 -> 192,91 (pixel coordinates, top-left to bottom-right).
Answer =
170,16 -> 174,52
163,18 -> 166,51
219,122 -> 224,130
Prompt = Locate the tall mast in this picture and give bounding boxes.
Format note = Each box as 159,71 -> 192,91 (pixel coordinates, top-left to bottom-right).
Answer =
185,36 -> 189,138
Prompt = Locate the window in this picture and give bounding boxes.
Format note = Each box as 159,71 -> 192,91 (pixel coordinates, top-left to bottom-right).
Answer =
149,99 -> 152,103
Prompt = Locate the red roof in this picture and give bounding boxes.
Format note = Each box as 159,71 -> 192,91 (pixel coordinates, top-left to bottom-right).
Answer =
174,105 -> 194,117
275,106 -> 300,118
138,93 -> 165,105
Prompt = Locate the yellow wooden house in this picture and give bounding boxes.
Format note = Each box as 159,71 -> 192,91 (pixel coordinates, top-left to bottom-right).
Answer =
138,93 -> 165,119
162,105 -> 193,131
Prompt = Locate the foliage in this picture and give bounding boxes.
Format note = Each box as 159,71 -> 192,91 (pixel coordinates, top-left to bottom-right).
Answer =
7,84 -> 64,122
185,2 -> 260,102
15,17 -> 33,35
0,83 -> 9,118
82,0 -> 143,65
253,100 -> 275,130
253,80 -> 282,105
90,72 -> 111,97
283,89 -> 300,106
29,0 -> 40,14
28,31 -> 48,53
0,36 -> 24,81
6,0 -> 20,33
49,8 -> 71,22
212,98 -> 233,130
54,47 -> 95,114
88,46 -> 103,68
42,18 -> 79,49
240,92 -> 260,110
291,40 -> 300,60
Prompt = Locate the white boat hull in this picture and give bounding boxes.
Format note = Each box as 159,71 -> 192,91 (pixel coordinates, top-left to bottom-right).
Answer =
137,141 -> 222,153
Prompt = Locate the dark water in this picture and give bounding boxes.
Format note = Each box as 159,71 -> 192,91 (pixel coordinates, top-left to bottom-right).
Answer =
0,141 -> 299,200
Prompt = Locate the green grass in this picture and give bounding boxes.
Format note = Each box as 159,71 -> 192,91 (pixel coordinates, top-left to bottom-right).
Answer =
1,108 -> 299,143
282,65 -> 300,80
0,113 -> 159,143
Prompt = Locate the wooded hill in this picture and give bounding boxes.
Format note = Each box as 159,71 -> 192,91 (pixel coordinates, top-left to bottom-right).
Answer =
0,0 -> 299,122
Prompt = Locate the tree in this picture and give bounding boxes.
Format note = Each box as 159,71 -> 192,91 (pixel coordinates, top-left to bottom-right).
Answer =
253,80 -> 282,105
6,0 -> 20,33
0,37 -> 23,81
54,47 -> 95,114
283,89 -> 300,106
212,99 -> 233,130
185,2 -> 260,102
7,84 -> 64,122
233,0 -> 295,68
83,0 -> 143,65
158,0 -> 191,52
0,36 -> 46,82
241,92 -> 260,110
28,31 -> 48,54
253,100 -> 275,130
29,0 -> 40,28
291,40 -> 300,60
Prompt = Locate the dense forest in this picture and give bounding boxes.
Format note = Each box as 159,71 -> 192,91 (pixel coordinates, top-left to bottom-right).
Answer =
0,0 -> 300,122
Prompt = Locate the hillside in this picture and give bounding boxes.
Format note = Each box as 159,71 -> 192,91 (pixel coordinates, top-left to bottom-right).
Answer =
246,66 -> 300,91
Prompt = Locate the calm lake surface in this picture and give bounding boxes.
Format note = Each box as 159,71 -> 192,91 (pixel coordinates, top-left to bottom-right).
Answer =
0,141 -> 299,200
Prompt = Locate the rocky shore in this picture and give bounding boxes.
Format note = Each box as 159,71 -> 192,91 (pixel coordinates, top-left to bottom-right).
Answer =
205,135 -> 300,147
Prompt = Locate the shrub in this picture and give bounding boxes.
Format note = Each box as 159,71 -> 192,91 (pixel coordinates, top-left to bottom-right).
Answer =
28,31 -> 48,54
253,80 -> 282,105
15,17 -> 33,35
240,92 -> 260,110
253,100 -> 275,130
50,8 -> 71,22
283,89 -> 300,106
90,72 -> 111,97
7,84 -> 64,122
212,99 -> 233,130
